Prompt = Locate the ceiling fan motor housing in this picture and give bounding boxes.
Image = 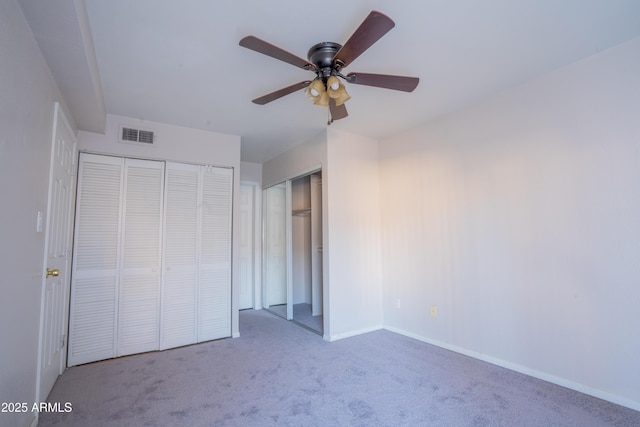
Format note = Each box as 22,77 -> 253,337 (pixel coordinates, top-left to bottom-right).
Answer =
307,42 -> 342,79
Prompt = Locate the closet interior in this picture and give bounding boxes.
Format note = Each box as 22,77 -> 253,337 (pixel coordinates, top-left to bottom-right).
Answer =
291,173 -> 323,333
263,171 -> 323,335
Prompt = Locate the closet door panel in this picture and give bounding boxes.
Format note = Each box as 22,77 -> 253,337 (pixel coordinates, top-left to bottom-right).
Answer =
198,167 -> 233,341
68,154 -> 123,366
69,276 -> 117,365
118,159 -> 164,356
161,162 -> 199,349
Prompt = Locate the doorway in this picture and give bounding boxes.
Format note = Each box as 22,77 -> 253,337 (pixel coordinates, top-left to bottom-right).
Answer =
262,170 -> 323,335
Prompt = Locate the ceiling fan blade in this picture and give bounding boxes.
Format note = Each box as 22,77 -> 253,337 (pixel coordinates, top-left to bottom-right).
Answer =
346,72 -> 419,92
240,36 -> 316,71
252,81 -> 312,105
333,10 -> 395,69
329,98 -> 348,121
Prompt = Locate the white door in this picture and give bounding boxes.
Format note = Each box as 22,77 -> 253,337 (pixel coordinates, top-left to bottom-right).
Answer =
161,162 -> 233,349
68,154 -> 123,366
161,162 -> 200,349
118,159 -> 164,356
69,157 -> 233,363
37,103 -> 77,401
198,166 -> 233,341
264,183 -> 287,308
238,183 -> 255,310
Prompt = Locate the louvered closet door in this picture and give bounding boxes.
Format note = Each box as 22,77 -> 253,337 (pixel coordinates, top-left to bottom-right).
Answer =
68,154 -> 123,366
70,156 -> 232,361
161,163 -> 233,349
198,166 -> 233,341
161,162 -> 200,349
69,155 -> 164,366
118,159 -> 164,356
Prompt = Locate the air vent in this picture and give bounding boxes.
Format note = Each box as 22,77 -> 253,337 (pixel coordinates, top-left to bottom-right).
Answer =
119,125 -> 156,145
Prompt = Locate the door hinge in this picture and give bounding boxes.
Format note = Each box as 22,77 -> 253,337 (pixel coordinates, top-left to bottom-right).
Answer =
60,334 -> 66,349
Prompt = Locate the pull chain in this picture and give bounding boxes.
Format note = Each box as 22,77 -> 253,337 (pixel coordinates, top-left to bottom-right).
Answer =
327,108 -> 333,126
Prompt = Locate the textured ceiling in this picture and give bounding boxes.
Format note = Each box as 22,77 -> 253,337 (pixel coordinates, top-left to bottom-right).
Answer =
19,0 -> 640,162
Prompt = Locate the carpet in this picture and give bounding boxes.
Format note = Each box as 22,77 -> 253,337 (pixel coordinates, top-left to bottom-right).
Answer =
293,303 -> 323,334
38,309 -> 640,426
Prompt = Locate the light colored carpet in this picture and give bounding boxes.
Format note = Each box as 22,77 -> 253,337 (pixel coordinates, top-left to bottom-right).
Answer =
39,309 -> 639,426
293,302 -> 322,333
264,303 -> 286,319
264,303 -> 323,334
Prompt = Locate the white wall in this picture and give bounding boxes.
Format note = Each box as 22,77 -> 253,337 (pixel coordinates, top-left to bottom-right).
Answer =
326,129 -> 383,339
379,37 -> 640,410
0,2 -> 75,426
262,130 -> 326,188
262,129 -> 384,340
79,114 -> 239,167
240,161 -> 262,183
78,114 -> 243,337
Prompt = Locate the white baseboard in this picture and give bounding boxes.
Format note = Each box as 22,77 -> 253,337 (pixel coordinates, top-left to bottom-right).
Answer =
328,325 -> 383,342
383,325 -> 640,412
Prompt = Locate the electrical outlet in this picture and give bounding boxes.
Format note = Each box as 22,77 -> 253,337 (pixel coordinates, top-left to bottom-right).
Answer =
430,305 -> 437,317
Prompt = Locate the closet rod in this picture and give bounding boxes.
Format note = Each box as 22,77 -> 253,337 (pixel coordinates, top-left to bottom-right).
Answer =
292,208 -> 311,216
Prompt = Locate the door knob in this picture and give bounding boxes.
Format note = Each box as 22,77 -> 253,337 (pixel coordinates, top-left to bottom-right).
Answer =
46,268 -> 60,278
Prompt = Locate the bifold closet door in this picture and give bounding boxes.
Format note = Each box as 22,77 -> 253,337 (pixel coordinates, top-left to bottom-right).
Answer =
69,154 -> 123,366
161,162 -> 200,349
161,163 -> 233,350
69,155 -> 232,365
198,166 -> 233,341
118,159 -> 164,357
68,154 -> 164,366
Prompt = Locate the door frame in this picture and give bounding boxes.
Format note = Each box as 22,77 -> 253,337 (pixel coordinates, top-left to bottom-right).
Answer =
261,165 -> 325,329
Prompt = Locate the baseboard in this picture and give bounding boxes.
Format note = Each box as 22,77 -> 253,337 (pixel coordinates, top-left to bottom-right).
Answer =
383,325 -> 640,412
328,325 -> 383,342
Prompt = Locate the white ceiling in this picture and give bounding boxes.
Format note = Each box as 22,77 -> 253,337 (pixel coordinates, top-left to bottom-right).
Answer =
19,0 -> 640,163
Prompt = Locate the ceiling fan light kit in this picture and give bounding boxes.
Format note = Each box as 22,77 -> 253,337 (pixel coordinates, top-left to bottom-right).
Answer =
239,10 -> 419,122
305,79 -> 330,106
326,76 -> 350,106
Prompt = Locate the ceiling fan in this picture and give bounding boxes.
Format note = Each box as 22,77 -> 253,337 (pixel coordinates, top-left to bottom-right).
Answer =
239,10 -> 419,123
